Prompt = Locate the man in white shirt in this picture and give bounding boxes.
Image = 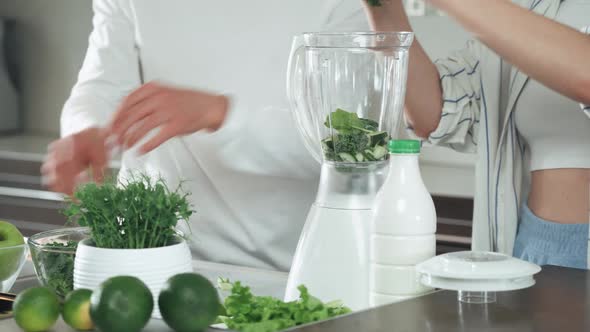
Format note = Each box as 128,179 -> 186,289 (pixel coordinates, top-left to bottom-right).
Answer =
41,0 -> 367,271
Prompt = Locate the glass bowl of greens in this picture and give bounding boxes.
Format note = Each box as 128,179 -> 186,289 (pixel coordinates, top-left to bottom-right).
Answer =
28,227 -> 90,299
0,244 -> 28,293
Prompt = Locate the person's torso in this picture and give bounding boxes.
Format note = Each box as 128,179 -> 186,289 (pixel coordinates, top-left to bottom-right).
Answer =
467,0 -> 589,253
514,0 -> 590,171
119,0 -> 368,271
510,0 -> 590,223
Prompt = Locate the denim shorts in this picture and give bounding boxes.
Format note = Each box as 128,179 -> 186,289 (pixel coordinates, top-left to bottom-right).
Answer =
513,204 -> 588,270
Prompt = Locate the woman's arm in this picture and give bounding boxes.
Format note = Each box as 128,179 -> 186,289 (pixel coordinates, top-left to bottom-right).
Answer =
363,1 -> 443,138
432,0 -> 590,105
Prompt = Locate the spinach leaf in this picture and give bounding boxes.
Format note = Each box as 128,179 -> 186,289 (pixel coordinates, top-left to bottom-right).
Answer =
324,108 -> 365,133
322,108 -> 390,163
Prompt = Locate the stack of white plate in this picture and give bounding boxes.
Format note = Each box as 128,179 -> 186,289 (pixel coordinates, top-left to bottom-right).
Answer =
73,239 -> 193,319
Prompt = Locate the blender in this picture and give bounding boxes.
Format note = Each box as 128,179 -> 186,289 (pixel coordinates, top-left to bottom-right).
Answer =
285,32 -> 413,310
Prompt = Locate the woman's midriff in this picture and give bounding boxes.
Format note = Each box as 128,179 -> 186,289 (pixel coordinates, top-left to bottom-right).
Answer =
528,168 -> 590,224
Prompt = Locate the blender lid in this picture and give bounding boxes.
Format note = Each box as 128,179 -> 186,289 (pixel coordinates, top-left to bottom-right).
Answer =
418,273 -> 537,292
416,251 -> 541,292
301,32 -> 414,49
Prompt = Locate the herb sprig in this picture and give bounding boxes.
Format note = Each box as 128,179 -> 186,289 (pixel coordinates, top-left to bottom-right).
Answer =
217,278 -> 351,332
63,174 -> 193,249
366,0 -> 383,6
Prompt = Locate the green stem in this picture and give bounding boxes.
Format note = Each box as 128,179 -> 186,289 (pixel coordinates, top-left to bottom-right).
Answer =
130,200 -> 140,249
151,234 -> 160,248
128,221 -> 133,248
141,211 -> 150,248
149,204 -> 164,248
135,202 -> 142,249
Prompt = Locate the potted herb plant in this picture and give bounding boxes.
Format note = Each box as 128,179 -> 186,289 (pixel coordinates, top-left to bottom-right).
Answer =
65,174 -> 194,319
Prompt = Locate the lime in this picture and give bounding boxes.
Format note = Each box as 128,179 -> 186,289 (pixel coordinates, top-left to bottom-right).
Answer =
159,273 -> 221,332
90,276 -> 153,332
13,287 -> 60,332
62,289 -> 94,330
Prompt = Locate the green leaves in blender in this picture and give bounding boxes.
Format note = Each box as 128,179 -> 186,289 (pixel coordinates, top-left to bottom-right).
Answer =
322,109 -> 389,163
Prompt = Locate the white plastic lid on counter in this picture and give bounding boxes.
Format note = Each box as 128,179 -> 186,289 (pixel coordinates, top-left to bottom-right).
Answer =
416,251 -> 541,303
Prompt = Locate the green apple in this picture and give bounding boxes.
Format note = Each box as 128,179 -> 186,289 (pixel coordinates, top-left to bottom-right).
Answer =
0,221 -> 25,281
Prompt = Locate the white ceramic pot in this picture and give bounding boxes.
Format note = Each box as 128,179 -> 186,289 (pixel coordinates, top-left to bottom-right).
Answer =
73,237 -> 193,319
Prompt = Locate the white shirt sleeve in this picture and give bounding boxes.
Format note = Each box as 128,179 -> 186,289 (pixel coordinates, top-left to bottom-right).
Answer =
60,0 -> 141,137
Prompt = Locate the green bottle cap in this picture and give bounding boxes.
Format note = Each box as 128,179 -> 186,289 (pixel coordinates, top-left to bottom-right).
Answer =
388,139 -> 421,154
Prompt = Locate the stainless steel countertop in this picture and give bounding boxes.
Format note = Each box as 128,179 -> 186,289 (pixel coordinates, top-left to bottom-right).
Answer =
1,259 -> 288,332
5,260 -> 586,331
291,265 -> 590,332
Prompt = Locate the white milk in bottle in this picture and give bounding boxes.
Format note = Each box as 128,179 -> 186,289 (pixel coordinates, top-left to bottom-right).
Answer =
370,139 -> 436,306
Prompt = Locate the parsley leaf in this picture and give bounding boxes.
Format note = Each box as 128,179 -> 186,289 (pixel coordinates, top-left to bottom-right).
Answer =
218,278 -> 351,332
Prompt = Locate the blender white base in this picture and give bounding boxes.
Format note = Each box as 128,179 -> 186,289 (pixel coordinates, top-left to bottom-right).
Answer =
284,204 -> 371,311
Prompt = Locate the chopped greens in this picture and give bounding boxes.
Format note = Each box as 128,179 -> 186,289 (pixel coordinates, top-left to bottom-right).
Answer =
63,174 -> 194,249
323,109 -> 389,163
218,278 -> 351,332
366,0 -> 383,6
30,241 -> 77,298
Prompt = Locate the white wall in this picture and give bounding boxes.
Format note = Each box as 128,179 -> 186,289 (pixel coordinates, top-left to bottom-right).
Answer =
0,0 -> 92,135
0,19 -> 19,132
0,1 -> 476,197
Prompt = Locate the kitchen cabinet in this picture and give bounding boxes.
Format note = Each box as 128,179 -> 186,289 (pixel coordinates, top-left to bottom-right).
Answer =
0,135 -> 471,254
0,135 -> 118,236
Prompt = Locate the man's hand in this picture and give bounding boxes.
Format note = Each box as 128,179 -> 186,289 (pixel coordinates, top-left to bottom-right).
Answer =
41,127 -> 109,195
109,82 -> 229,154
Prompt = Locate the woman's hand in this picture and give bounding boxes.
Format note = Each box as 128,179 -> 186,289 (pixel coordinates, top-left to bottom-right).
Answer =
109,82 -> 230,154
361,0 -> 407,31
